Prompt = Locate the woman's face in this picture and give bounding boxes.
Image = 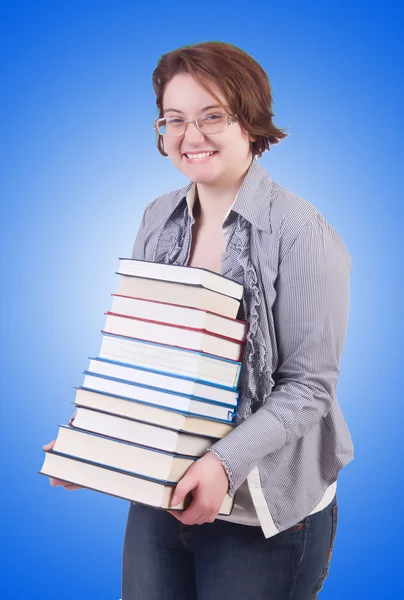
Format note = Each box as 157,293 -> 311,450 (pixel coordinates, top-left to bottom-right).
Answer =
161,73 -> 254,187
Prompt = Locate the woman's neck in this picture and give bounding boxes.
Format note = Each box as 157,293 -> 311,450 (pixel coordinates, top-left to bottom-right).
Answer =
194,160 -> 252,226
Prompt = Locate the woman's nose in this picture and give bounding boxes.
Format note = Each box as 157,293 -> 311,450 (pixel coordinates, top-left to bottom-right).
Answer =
183,121 -> 205,145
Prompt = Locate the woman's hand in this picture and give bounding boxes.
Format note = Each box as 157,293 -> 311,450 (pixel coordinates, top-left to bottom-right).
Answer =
167,451 -> 229,525
43,441 -> 82,491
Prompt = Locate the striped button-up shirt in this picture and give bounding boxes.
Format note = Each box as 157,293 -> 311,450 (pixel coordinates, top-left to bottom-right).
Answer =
131,157 -> 354,538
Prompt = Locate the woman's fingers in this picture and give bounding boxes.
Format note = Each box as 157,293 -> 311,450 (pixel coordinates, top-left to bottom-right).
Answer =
64,483 -> 82,491
44,443 -> 82,490
49,477 -> 81,490
49,477 -> 67,487
43,441 -> 55,451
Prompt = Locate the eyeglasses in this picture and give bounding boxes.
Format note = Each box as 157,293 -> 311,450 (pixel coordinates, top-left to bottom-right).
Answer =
154,113 -> 239,137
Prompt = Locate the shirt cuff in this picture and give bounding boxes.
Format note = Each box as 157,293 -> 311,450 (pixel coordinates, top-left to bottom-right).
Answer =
206,409 -> 286,495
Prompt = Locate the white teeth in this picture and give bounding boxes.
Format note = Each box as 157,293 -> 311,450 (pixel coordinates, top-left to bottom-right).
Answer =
186,151 -> 215,159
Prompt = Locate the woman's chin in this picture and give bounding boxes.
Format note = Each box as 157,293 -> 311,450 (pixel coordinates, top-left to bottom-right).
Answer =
184,167 -> 221,185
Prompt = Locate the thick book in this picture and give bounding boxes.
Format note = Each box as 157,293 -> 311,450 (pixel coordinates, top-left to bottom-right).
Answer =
116,276 -> 240,319
74,388 -> 236,438
99,334 -> 242,388
39,451 -> 234,514
71,406 -> 216,457
51,425 -> 196,482
103,313 -> 244,362
118,258 -> 243,300
81,372 -> 236,421
86,357 -> 239,406
109,295 -> 248,341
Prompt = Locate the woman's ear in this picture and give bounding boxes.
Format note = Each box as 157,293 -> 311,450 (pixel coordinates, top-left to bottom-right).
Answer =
241,126 -> 257,144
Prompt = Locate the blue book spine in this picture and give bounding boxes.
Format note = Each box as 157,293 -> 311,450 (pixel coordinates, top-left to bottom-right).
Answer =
89,356 -> 239,393
76,387 -> 237,423
82,371 -> 239,409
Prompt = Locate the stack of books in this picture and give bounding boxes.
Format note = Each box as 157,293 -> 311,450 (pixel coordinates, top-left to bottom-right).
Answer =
40,259 -> 247,515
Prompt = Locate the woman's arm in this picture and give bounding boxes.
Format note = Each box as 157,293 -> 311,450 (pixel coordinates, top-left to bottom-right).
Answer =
207,213 -> 352,496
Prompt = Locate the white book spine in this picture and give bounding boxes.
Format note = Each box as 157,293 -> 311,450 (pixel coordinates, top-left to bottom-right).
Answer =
104,314 -> 241,361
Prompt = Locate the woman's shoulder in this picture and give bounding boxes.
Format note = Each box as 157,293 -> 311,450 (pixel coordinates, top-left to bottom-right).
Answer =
270,180 -> 319,233
269,179 -> 351,267
245,160 -> 321,239
142,182 -> 193,223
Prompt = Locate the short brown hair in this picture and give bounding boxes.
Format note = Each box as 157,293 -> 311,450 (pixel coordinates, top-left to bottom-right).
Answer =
152,41 -> 289,158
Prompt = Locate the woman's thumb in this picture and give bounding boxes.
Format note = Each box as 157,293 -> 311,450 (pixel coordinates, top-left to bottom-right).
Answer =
170,472 -> 197,507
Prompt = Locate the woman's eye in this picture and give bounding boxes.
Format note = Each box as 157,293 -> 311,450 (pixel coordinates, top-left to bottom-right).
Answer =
167,118 -> 184,125
203,114 -> 223,121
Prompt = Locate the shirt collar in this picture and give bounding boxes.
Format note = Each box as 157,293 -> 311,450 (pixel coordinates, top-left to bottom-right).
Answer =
185,183 -> 238,226
172,157 -> 274,233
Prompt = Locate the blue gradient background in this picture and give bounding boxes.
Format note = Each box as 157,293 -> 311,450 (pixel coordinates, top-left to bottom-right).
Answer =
1,1 -> 402,598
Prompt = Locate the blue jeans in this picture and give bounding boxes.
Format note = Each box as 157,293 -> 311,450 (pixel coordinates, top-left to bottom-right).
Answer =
122,493 -> 338,600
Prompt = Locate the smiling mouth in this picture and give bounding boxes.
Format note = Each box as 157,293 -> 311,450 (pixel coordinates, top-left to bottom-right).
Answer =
183,151 -> 218,159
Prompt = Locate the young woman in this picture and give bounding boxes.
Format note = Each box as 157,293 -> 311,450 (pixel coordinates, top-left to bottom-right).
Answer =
46,41 -> 354,599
